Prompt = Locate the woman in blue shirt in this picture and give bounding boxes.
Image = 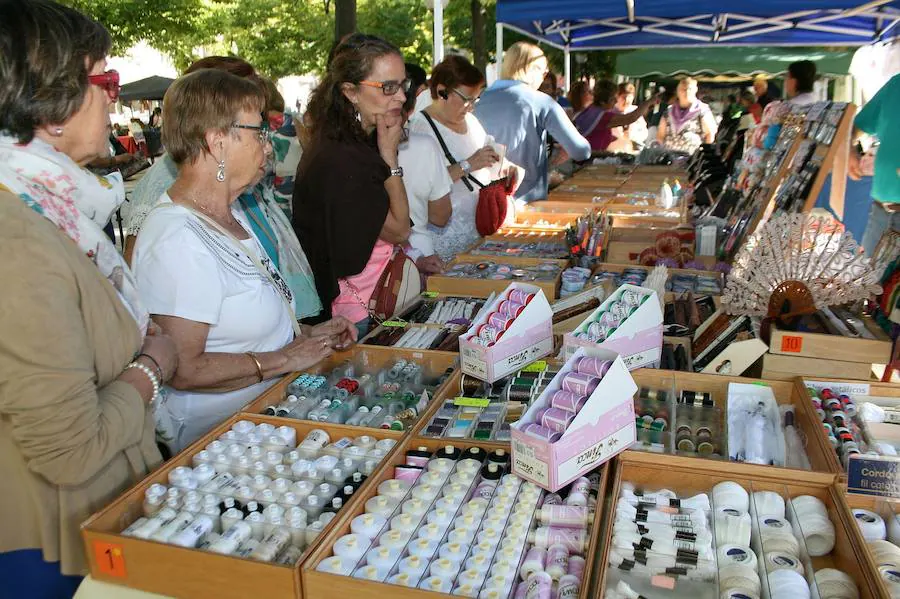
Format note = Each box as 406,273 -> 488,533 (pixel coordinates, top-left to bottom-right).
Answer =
475,42 -> 591,204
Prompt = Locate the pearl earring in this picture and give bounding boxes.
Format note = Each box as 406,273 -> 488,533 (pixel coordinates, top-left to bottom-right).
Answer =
54,127 -> 63,136
216,159 -> 226,183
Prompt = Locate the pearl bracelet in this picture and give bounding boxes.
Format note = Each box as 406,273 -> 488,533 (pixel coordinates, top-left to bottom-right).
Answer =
126,360 -> 160,405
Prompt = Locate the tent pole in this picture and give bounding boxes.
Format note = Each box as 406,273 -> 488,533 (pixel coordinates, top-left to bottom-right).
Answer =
496,23 -> 503,74
564,47 -> 571,92
434,0 -> 444,65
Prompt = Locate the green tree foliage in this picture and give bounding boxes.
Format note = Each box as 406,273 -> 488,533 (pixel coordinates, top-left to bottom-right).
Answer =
62,0 -> 616,83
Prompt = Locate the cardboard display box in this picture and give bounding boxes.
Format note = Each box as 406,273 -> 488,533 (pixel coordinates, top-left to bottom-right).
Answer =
81,415 -> 404,599
624,369 -> 842,480
769,319 -> 892,365
563,284 -> 663,371
458,282 -> 554,383
595,459 -> 881,599
241,347 -> 459,429
511,347 -> 637,491
302,436 -> 611,599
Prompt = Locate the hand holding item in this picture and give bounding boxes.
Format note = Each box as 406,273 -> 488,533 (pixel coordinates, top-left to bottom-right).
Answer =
415,254 -> 444,275
281,334 -> 334,371
467,146 -> 500,171
310,316 -> 358,350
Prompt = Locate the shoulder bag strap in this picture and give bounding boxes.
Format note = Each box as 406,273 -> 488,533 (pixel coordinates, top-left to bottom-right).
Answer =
421,112 -> 480,192
180,205 -> 302,337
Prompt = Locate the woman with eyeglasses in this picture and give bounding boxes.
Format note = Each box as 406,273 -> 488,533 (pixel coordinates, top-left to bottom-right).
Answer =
407,55 -> 502,261
476,42 -> 592,203
0,1 -> 178,594
130,70 -> 355,454
293,34 -> 411,337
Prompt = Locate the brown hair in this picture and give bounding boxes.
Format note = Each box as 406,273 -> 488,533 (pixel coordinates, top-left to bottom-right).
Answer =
617,82 -> 636,97
567,80 -> 591,113
185,56 -> 256,78
260,78 -> 285,114
592,79 -> 617,107
0,0 -> 111,144
162,69 -> 265,165
304,33 -> 401,145
429,55 -> 485,99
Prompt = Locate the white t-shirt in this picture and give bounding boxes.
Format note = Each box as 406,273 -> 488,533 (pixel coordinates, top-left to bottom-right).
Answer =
398,132 -> 453,258
408,111 -> 490,261
132,198 -> 295,451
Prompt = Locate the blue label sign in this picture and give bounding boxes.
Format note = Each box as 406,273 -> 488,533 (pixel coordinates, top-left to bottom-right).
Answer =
848,457 -> 900,498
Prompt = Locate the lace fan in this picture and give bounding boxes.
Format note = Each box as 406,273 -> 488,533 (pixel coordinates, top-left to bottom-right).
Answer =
722,213 -> 882,318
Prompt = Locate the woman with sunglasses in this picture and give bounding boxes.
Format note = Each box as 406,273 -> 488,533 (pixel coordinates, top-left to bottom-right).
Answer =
130,69 -> 355,455
408,55 -> 502,261
294,34 -> 411,337
0,2 -> 178,595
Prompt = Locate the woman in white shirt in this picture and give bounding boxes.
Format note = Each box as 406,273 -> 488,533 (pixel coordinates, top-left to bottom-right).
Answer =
408,56 -> 500,262
133,69 -> 355,452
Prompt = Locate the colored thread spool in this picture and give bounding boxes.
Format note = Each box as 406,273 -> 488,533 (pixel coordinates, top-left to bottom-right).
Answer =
561,373 -> 600,397
574,356 -> 612,379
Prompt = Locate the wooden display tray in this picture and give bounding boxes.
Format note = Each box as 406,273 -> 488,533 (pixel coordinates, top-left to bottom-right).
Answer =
662,335 -> 694,372
241,346 -> 459,423
769,320 -> 892,365
81,415 -> 404,599
794,377 -> 900,484
519,200 -> 605,213
427,256 -> 564,300
485,231 -> 567,243
844,493 -> 900,598
302,435 -> 610,599
762,353 -> 874,382
590,262 -> 724,299
596,459 -> 882,598
623,369 -> 841,481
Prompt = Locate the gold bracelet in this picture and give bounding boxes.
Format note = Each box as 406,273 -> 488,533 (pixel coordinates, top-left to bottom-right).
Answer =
246,351 -> 264,382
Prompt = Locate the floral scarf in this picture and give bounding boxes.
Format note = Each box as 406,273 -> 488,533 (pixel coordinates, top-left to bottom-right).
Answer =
0,135 -> 149,333
667,100 -> 705,134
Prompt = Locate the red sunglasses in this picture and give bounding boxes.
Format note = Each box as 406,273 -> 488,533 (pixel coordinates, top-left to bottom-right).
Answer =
88,69 -> 120,102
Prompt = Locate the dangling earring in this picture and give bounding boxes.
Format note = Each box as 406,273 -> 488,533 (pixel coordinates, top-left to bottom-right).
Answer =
355,111 -> 362,124
216,159 -> 226,183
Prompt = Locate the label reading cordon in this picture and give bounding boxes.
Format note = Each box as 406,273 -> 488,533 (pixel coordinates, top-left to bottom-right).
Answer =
454,397 -> 491,408
847,456 -> 900,498
521,360 -> 548,373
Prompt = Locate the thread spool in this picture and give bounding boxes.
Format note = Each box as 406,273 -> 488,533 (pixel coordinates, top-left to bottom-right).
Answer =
814,568 -> 859,599
717,544 -> 758,570
715,507 -> 752,547
853,509 -> 887,542
560,373 -> 600,397
574,356 -> 612,378
752,491 -> 786,519
767,568 -> 810,599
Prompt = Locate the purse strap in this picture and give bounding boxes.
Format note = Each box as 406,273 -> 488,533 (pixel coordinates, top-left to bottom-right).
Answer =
340,245 -> 403,325
421,112 -> 485,191
180,204 -> 302,337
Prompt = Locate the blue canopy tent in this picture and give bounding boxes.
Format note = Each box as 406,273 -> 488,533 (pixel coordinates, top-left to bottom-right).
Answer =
495,0 -> 900,87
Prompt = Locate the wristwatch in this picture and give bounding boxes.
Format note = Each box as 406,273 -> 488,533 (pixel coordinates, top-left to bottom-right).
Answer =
390,166 -> 404,178
458,159 -> 472,175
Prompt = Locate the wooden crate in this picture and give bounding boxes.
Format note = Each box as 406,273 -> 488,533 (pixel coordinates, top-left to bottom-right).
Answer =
518,200 -> 603,213
595,459 -> 882,599
81,415 -> 404,599
590,261 -> 724,300
769,320 -> 892,365
623,369 -> 841,480
844,493 -> 900,599
762,353 -> 874,382
302,435 -> 610,599
427,256 -> 564,300
241,346 -> 459,425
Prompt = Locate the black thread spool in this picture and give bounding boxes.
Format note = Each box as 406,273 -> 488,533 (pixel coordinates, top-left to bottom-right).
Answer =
460,373 -> 489,397
506,384 -> 535,403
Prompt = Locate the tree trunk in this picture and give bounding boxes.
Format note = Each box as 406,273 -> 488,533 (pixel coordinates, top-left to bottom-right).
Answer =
471,0 -> 486,72
335,0 -> 357,41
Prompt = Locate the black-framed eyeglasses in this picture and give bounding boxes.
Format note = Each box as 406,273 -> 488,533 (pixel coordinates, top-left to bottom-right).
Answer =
451,87 -> 481,107
231,122 -> 271,144
359,78 -> 411,96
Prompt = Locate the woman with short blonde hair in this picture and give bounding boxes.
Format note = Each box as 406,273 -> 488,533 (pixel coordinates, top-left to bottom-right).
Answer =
501,41 -> 547,83
657,77 -> 717,154
132,69 -> 355,453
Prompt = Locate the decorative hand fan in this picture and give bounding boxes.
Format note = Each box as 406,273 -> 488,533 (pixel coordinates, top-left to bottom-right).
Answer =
722,213 -> 882,321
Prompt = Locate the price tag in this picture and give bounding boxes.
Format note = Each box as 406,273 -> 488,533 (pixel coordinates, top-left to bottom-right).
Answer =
381,320 -> 408,328
93,541 -> 127,578
780,335 -> 803,353
521,360 -> 548,373
421,291 -> 439,298
454,397 -> 491,408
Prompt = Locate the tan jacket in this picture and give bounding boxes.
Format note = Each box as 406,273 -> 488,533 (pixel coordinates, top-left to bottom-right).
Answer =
0,192 -> 162,575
